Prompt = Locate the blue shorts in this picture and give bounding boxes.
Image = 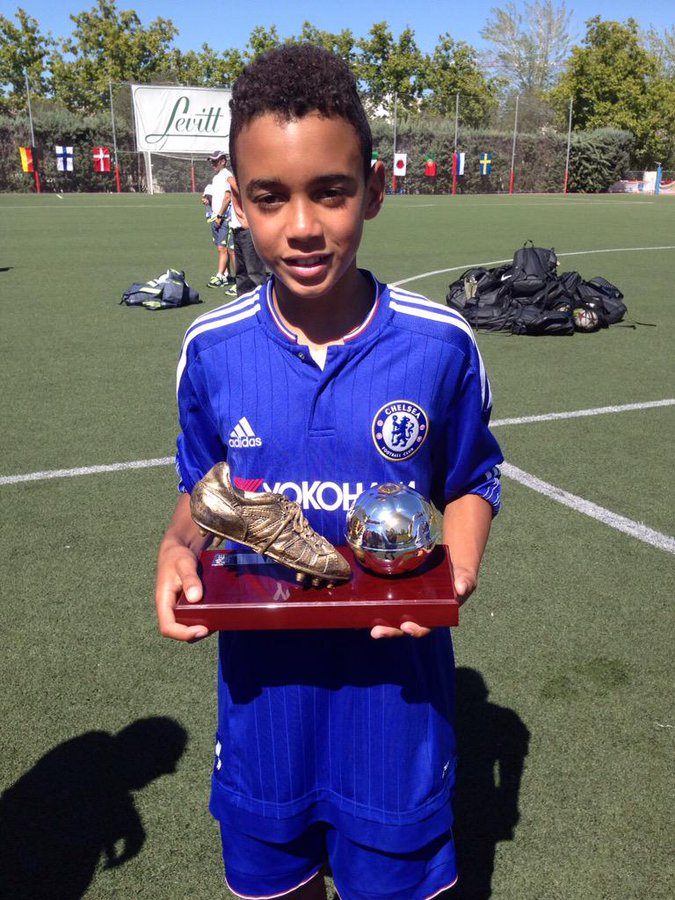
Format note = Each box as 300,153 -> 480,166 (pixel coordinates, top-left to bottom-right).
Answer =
219,822 -> 457,900
211,218 -> 229,247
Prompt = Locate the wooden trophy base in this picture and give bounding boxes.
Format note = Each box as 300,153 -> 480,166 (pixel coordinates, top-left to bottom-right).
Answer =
175,545 -> 458,631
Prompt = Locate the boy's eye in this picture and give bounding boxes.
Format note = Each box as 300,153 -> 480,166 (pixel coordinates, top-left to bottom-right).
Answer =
253,193 -> 284,207
318,188 -> 346,204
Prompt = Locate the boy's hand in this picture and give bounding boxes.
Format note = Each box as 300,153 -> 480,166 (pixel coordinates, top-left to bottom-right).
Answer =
453,565 -> 478,605
370,622 -> 432,640
155,541 -> 210,642
369,564 -> 478,640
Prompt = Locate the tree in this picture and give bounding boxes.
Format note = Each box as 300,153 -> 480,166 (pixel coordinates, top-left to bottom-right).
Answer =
420,34 -> 499,126
297,22 -> 357,68
550,17 -> 675,167
645,25 -> 675,76
481,0 -> 573,92
0,8 -> 54,112
162,44 -> 238,88
245,25 -> 281,60
355,23 -> 425,116
50,0 -> 178,111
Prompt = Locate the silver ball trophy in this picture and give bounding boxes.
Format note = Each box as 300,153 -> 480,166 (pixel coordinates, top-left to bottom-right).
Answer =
346,483 -> 441,576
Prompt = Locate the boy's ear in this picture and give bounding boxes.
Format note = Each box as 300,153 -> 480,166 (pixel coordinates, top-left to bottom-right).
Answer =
364,160 -> 385,221
228,176 -> 248,228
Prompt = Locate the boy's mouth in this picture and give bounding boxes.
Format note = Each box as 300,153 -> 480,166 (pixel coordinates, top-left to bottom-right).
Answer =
285,254 -> 331,274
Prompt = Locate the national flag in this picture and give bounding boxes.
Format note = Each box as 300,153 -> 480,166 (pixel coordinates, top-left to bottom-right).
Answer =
93,146 -> 111,173
393,153 -> 407,176
19,146 -> 34,173
424,155 -> 437,177
455,152 -> 465,176
479,153 -> 492,176
371,150 -> 379,169
55,145 -> 74,172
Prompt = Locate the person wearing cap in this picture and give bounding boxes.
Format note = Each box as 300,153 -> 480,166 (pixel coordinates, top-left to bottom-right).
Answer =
206,150 -> 236,292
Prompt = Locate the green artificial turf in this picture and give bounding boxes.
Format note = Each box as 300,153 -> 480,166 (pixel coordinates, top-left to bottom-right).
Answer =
1,192 -> 673,898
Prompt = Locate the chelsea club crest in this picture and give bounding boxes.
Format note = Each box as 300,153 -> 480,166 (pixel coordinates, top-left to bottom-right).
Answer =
372,400 -> 429,461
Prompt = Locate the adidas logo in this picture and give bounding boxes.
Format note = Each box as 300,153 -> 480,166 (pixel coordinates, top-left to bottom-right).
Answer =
228,416 -> 262,449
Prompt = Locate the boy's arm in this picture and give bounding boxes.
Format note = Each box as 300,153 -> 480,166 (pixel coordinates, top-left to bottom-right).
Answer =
370,492 -> 493,640
442,492 -> 493,603
155,493 -> 211,642
215,191 -> 231,220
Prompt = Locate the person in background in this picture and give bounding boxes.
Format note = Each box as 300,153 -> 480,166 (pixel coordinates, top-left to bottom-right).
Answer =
227,171 -> 267,296
206,150 -> 237,294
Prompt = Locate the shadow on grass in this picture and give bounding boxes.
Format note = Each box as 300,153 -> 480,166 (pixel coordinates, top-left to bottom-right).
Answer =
0,717 -> 187,899
452,668 -> 530,899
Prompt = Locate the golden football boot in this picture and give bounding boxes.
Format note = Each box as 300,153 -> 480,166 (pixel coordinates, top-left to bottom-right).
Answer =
190,462 -> 351,585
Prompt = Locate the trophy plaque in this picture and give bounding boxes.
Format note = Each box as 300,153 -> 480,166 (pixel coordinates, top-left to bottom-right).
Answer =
175,545 -> 458,631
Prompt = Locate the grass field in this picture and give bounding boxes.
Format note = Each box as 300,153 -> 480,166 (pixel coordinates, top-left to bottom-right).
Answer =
0,191 -> 673,900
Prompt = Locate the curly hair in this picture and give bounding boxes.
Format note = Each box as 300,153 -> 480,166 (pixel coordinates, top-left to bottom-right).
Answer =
229,44 -> 373,181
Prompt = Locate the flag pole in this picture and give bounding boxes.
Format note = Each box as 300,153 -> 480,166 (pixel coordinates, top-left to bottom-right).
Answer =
509,94 -> 519,195
191,154 -> 196,193
453,92 -> 459,151
144,152 -> 155,195
24,70 -> 41,194
452,93 -> 459,195
563,96 -> 573,194
392,93 -> 398,194
109,80 -> 122,192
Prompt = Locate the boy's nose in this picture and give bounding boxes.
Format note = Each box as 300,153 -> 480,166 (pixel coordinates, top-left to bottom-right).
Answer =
286,199 -> 322,243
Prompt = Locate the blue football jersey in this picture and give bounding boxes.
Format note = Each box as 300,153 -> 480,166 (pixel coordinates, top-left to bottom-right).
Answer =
175,273 -> 503,852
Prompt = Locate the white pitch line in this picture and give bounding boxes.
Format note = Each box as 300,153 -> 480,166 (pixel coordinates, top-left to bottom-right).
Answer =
1,203 -> 169,211
492,398 -> 675,428
391,245 -> 675,287
0,456 -> 173,486
502,462 -> 675,554
2,404 -> 674,553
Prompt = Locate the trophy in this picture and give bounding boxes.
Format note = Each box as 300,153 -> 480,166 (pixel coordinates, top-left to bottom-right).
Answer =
345,482 -> 441,575
175,465 -> 458,631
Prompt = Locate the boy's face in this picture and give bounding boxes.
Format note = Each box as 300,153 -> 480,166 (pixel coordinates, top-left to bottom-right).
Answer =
230,112 -> 384,304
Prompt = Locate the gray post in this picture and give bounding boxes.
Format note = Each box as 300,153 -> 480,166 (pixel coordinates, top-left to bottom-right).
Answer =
24,70 -> 36,146
144,152 -> 154,195
392,93 -> 398,155
509,94 -> 519,194
454,93 -> 459,151
564,97 -> 573,193
109,81 -> 119,168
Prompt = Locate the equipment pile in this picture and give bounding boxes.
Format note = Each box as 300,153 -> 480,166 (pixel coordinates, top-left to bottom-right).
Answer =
120,269 -> 202,310
446,241 -> 627,335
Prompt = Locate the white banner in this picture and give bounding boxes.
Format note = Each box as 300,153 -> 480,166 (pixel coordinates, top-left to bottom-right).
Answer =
131,84 -> 232,154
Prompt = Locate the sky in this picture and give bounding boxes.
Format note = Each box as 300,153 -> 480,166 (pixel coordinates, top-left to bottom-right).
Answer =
2,0 -> 673,56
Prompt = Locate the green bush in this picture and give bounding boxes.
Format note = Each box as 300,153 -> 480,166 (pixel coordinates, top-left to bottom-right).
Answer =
0,109 -> 137,193
372,120 -> 634,194
568,129 -> 634,192
0,108 -> 635,194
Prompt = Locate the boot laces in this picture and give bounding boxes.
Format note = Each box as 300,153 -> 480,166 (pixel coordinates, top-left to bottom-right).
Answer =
279,497 -> 325,549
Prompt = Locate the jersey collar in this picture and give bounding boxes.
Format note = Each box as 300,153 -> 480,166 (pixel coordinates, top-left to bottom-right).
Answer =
261,271 -> 390,348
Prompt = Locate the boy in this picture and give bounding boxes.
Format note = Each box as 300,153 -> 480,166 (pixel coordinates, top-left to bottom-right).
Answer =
155,44 -> 503,900
201,182 -> 214,219
206,149 -> 237,294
